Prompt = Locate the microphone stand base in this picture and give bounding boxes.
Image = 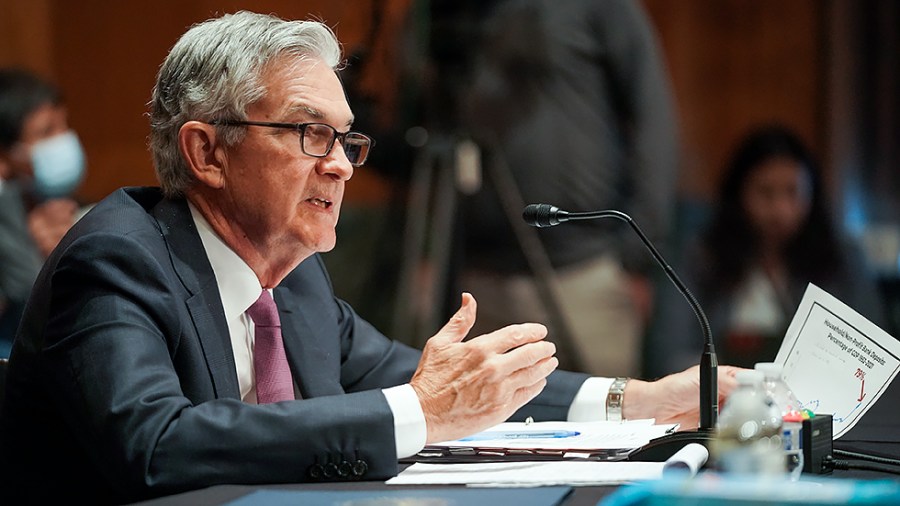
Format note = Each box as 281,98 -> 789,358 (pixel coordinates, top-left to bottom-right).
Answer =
627,429 -> 716,462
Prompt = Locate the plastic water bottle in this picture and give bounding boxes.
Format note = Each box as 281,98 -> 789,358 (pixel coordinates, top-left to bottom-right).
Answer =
755,362 -> 804,480
712,369 -> 786,476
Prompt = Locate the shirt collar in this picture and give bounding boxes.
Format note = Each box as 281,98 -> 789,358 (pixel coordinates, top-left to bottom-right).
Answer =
189,202 -> 262,317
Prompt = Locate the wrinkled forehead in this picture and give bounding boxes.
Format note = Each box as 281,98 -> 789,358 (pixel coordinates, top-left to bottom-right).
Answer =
254,56 -> 353,127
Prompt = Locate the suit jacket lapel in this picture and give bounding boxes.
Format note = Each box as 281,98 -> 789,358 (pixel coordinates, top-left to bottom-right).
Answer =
274,287 -> 344,397
151,196 -> 241,400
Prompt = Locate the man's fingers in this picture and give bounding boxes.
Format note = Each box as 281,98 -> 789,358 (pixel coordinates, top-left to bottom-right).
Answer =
463,332 -> 554,385
472,322 -> 548,354
431,292 -> 477,345
498,340 -> 556,371
505,354 -> 558,389
509,377 -> 548,412
717,366 -> 741,398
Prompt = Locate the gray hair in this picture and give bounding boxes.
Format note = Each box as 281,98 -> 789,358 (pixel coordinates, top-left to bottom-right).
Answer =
149,11 -> 342,198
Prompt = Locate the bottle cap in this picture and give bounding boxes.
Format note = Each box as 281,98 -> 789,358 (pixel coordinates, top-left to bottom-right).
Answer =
754,362 -> 783,378
735,369 -> 765,386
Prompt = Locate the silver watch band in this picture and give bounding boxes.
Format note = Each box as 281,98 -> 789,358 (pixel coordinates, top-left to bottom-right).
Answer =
606,377 -> 628,422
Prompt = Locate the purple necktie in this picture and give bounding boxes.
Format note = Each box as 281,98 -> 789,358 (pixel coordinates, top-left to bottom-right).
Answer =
247,290 -> 295,403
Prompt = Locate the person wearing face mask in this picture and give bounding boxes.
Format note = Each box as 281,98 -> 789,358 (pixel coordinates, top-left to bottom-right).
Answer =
0,68 -> 87,355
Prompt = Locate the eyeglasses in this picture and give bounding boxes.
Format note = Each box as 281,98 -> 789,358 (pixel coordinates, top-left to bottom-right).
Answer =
210,120 -> 374,166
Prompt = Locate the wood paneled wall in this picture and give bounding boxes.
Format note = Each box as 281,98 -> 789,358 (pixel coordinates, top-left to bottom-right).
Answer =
0,0 -> 396,203
643,0 -> 825,200
0,1 -> 55,77
2,0 -> 831,205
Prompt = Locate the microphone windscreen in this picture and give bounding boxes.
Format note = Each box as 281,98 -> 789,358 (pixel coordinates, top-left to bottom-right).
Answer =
522,204 -> 556,227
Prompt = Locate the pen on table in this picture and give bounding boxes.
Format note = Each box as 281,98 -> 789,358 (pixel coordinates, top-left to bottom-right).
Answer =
459,430 -> 581,442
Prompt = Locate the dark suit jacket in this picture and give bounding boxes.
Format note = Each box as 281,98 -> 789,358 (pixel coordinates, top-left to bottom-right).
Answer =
0,187 -> 588,504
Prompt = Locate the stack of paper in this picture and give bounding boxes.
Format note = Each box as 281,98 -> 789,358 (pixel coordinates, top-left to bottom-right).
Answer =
410,419 -> 677,462
390,443 -> 709,488
387,460 -> 665,487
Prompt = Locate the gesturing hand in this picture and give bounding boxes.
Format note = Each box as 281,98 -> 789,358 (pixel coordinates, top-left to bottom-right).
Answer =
410,293 -> 559,444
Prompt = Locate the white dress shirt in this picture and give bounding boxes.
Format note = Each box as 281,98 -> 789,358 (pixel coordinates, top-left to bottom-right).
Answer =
189,204 -> 610,459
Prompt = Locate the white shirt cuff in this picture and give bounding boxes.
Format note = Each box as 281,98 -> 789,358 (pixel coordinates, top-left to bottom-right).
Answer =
567,376 -> 615,422
382,384 -> 427,459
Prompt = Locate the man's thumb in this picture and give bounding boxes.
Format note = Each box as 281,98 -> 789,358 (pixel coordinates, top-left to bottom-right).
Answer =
434,292 -> 477,343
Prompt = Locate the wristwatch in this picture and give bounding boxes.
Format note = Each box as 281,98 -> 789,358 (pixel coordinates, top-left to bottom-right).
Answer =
606,377 -> 628,422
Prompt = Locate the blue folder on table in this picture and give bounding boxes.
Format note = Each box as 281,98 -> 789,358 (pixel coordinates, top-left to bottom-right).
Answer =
225,486 -> 572,506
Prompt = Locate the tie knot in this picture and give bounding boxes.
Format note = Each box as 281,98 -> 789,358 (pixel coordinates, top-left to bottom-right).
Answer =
247,290 -> 280,327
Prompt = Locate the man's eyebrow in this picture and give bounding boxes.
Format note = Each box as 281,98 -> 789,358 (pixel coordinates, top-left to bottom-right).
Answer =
287,104 -> 355,128
285,104 -> 324,120
284,104 -> 354,128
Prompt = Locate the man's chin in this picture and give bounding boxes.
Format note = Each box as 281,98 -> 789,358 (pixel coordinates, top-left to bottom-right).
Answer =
313,234 -> 338,254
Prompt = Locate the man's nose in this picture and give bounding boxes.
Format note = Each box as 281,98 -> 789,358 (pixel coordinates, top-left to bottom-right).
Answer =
317,142 -> 354,181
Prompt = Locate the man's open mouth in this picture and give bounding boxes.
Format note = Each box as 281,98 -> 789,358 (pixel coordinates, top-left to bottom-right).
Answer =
308,197 -> 332,209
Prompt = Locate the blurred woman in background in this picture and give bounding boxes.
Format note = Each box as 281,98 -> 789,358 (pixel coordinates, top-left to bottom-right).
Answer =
649,124 -> 885,373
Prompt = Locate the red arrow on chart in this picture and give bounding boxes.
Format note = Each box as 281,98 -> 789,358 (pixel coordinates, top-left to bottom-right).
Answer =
858,378 -> 866,402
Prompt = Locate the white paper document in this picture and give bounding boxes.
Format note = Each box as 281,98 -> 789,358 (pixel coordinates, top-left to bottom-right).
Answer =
386,461 -> 665,487
774,283 -> 900,438
662,443 -> 709,476
431,420 -> 677,451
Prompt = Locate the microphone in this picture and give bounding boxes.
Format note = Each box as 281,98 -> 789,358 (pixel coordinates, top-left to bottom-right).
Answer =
523,203 -> 719,460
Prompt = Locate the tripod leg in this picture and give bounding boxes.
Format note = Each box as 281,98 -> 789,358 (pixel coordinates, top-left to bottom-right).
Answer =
391,137 -> 460,348
481,143 -> 586,372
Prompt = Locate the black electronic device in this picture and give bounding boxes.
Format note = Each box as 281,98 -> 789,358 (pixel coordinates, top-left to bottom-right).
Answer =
803,414 -> 834,474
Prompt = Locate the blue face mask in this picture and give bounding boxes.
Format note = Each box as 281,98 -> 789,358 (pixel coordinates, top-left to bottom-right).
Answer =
29,130 -> 86,199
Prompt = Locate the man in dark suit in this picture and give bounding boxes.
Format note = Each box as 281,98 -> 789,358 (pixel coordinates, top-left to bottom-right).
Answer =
0,11 -> 735,504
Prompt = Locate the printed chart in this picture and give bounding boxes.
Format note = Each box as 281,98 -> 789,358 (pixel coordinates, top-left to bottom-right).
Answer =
775,284 -> 900,438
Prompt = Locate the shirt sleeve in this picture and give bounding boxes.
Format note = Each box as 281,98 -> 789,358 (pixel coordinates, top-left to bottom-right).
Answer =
382,384 -> 427,458
567,377 -> 615,422
385,376 -> 614,456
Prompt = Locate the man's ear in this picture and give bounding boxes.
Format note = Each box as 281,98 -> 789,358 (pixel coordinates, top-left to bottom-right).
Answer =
179,121 -> 227,189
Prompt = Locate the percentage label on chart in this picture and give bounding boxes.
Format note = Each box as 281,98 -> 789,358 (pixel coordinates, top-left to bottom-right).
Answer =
855,368 -> 866,402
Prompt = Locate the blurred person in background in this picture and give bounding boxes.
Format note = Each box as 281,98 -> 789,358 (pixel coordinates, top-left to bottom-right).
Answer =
0,68 -> 86,355
456,0 -> 679,376
648,124 -> 885,374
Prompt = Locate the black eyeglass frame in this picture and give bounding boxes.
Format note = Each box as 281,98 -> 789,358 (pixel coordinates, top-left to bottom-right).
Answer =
209,119 -> 374,166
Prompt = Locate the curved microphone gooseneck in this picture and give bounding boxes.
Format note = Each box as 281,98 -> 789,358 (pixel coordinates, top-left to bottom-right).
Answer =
523,203 -> 719,459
